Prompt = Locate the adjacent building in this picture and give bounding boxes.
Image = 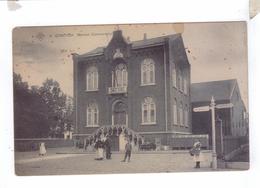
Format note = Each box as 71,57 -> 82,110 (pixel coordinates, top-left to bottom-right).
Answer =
72,30 -> 192,148
191,79 -> 248,138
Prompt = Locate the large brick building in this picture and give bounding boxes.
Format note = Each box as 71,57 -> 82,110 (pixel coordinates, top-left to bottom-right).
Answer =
72,30 -> 192,150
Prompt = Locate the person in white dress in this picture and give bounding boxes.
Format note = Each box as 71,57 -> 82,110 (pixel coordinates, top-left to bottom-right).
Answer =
192,140 -> 202,168
94,138 -> 104,160
39,142 -> 46,156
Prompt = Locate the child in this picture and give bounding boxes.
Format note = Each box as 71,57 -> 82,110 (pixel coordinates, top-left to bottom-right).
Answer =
39,142 -> 46,156
192,140 -> 202,168
121,139 -> 132,162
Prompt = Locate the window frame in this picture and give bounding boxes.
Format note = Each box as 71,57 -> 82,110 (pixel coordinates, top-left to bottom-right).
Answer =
179,102 -> 184,126
141,97 -> 156,125
86,103 -> 99,127
173,98 -> 178,125
141,58 -> 156,86
86,66 -> 99,91
184,104 -> 189,127
113,63 -> 128,87
172,65 -> 177,88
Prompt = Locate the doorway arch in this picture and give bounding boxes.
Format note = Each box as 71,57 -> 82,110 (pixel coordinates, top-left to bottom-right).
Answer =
112,100 -> 128,127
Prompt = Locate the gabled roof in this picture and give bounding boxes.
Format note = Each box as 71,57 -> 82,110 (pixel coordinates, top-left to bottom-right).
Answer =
79,33 -> 181,57
132,34 -> 180,49
191,79 -> 237,103
82,47 -> 104,56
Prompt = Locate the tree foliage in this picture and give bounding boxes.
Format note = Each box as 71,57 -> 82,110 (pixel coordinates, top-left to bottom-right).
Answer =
13,73 -> 73,138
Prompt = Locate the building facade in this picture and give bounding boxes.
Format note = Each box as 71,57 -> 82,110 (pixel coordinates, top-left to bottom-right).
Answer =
191,79 -> 248,138
72,30 -> 192,149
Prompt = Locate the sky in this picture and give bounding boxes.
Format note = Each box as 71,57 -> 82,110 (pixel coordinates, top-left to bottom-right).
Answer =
13,22 -> 248,109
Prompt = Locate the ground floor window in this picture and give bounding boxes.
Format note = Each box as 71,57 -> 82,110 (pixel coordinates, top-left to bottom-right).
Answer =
142,97 -> 156,124
86,103 -> 99,127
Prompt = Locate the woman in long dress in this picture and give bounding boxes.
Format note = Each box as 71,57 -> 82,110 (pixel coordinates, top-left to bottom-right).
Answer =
95,138 -> 104,160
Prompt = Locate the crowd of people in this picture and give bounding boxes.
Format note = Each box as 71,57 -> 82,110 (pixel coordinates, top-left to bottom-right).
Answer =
75,127 -> 203,167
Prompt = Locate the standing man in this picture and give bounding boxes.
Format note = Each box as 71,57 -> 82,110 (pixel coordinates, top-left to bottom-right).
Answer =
105,136 -> 112,159
121,139 -> 132,162
138,137 -> 143,150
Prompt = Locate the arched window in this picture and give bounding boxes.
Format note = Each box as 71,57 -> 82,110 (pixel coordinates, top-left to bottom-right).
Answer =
86,66 -> 98,91
113,63 -> 127,87
173,98 -> 178,125
86,103 -> 99,127
141,58 -> 155,85
142,97 -> 156,124
172,65 -> 177,87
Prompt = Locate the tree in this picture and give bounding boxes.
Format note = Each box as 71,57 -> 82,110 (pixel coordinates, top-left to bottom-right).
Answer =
64,96 -> 74,132
38,79 -> 68,138
13,73 -> 74,138
13,73 -> 50,138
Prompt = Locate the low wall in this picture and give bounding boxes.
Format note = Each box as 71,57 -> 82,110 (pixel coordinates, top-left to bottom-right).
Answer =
169,134 -> 209,150
15,138 -> 74,152
223,136 -> 249,155
138,133 -> 209,150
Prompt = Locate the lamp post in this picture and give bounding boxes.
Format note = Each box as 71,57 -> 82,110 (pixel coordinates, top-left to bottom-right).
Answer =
210,96 -> 217,169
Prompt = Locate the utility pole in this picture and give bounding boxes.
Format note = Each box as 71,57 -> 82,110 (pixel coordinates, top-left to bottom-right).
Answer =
210,96 -> 217,169
193,96 -> 233,170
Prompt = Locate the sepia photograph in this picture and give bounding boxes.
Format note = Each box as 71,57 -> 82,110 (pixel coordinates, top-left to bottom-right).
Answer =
13,22 -> 249,176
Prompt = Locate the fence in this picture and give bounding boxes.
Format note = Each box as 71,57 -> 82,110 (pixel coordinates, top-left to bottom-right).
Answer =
15,138 -> 74,152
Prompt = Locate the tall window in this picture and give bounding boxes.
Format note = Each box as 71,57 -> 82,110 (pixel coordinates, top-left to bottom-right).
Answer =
185,104 -> 189,127
141,58 -> 155,85
113,63 -> 127,87
179,71 -> 183,92
142,97 -> 156,124
184,77 -> 188,94
172,65 -> 177,87
86,103 -> 99,127
173,98 -> 177,125
180,102 -> 183,126
86,66 -> 98,91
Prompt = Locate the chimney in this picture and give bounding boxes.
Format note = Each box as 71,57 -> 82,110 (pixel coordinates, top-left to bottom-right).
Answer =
143,33 -> 147,40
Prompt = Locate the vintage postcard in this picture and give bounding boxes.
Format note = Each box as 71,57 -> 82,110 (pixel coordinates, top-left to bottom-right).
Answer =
13,22 -> 249,175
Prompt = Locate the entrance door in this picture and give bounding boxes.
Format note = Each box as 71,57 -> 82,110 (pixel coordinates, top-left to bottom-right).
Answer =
113,101 -> 127,126
113,101 -> 127,151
